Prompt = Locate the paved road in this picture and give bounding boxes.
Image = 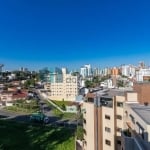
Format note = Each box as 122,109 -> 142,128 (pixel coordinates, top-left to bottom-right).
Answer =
0,89 -> 79,128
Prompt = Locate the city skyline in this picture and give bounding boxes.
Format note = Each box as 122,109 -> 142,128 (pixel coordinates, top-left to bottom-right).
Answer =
0,0 -> 150,70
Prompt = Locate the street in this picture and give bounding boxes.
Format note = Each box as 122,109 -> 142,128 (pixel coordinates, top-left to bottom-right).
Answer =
0,89 -> 79,128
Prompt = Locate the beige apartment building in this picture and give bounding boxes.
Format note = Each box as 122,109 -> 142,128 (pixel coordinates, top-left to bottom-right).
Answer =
80,83 -> 150,150
44,68 -> 79,101
82,94 -> 125,150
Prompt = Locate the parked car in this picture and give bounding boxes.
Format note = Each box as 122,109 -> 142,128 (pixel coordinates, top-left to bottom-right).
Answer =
30,112 -> 49,124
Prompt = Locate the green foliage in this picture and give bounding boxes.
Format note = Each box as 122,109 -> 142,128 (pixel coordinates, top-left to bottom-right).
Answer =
100,75 -> 111,82
45,101 -> 77,120
24,79 -> 35,89
52,100 -> 70,111
85,75 -> 111,88
71,72 -> 80,76
4,100 -> 40,113
0,120 -> 75,150
76,126 -> 84,140
117,80 -> 124,87
53,109 -> 77,120
62,104 -> 66,111
92,76 -> 100,83
85,80 -> 93,88
0,144 -> 3,150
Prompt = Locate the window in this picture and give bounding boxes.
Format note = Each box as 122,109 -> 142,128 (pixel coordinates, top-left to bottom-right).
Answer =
117,127 -> 122,132
105,139 -> 111,146
136,122 -> 145,139
105,115 -> 110,120
117,140 -> 121,145
116,115 -> 122,120
117,102 -> 123,107
105,127 -> 111,133
83,119 -> 86,124
125,111 -> 128,117
129,114 -> 135,124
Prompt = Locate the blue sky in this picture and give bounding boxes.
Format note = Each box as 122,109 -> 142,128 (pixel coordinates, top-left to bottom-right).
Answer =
0,0 -> 150,70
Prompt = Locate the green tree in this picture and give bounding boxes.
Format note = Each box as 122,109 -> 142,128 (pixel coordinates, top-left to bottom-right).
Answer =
117,80 -> 124,87
24,79 -> 35,89
85,80 -> 93,88
76,126 -> 84,140
0,144 -> 3,150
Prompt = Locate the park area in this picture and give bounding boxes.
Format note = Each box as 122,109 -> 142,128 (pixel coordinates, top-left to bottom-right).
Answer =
4,99 -> 40,113
0,120 -> 75,150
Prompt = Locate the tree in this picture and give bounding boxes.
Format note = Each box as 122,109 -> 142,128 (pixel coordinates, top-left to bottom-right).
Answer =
117,80 -> 124,87
85,80 -> 93,88
0,144 -> 3,150
76,126 -> 84,140
61,99 -> 66,110
24,79 -> 35,89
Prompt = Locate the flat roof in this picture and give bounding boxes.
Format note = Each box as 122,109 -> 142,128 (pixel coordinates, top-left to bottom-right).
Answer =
128,103 -> 150,125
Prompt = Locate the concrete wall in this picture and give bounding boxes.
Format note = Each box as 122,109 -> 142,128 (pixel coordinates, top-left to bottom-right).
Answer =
126,93 -> 138,102
102,106 -> 115,150
133,83 -> 150,104
83,102 -> 95,150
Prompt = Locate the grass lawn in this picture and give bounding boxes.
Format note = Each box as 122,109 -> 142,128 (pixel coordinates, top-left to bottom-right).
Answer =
4,100 -> 40,113
0,120 -> 75,150
51,100 -> 70,110
45,101 -> 77,120
51,100 -> 78,110
53,109 -> 77,120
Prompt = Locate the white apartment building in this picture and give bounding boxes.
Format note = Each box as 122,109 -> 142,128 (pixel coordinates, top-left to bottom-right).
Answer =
80,64 -> 92,78
136,69 -> 150,82
45,68 -> 79,101
121,65 -> 136,77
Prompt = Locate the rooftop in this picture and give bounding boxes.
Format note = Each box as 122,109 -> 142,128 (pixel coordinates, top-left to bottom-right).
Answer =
129,103 -> 150,125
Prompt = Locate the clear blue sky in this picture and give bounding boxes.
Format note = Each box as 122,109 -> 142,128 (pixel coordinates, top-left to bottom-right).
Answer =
0,0 -> 150,70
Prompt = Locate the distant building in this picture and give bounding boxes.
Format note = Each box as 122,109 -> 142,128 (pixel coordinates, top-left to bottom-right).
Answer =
0,64 -> 4,72
100,79 -> 114,88
136,69 -> 150,82
20,67 -> 28,72
111,67 -> 120,76
93,68 -> 101,76
44,68 -> 79,101
80,64 -> 92,78
121,65 -> 136,77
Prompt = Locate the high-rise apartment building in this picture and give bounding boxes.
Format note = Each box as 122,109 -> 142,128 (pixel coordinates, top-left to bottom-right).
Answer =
82,92 -> 125,150
121,65 -> 136,77
136,69 -> 150,82
80,64 -> 92,78
44,68 -> 79,101
79,83 -> 150,150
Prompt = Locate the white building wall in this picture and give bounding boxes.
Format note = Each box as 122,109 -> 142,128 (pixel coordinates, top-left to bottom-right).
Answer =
136,69 -> 150,82
121,65 -> 130,77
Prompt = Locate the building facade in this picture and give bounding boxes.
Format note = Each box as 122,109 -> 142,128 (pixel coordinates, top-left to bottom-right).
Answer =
44,68 -> 79,101
80,64 -> 92,78
81,84 -> 150,150
136,69 -> 150,82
